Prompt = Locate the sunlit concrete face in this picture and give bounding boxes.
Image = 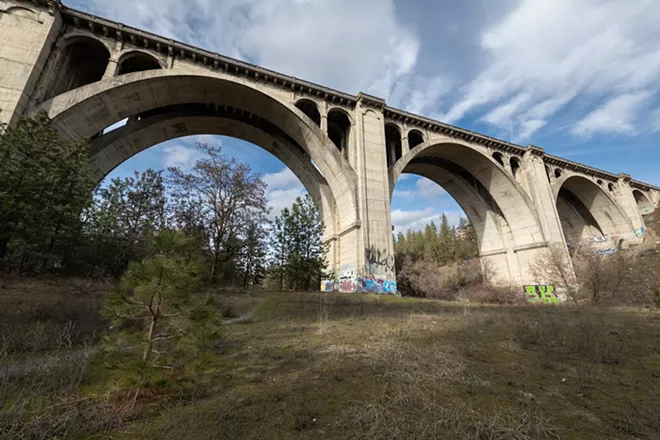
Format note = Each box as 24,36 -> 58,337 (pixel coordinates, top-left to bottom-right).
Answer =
2,0 -> 659,293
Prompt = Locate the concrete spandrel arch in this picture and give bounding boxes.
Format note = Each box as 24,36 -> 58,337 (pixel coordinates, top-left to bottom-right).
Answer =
402,163 -> 507,256
116,50 -> 165,73
36,69 -> 358,231
88,113 -> 336,241
391,140 -> 546,249
633,189 -> 655,216
554,175 -> 633,238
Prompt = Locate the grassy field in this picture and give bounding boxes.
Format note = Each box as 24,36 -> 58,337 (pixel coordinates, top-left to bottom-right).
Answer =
1,279 -> 660,439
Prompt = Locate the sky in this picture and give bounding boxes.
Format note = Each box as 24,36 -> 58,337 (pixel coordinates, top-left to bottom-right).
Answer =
68,0 -> 660,232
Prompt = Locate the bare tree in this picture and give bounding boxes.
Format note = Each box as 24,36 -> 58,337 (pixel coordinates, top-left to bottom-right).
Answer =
167,144 -> 269,285
529,243 -> 579,303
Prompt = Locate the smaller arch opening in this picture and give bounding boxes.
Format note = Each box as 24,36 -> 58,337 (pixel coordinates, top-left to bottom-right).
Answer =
117,52 -> 162,75
608,183 -> 615,193
408,129 -> 424,150
545,165 -> 551,182
327,109 -> 350,156
48,37 -> 110,99
510,157 -> 522,181
295,99 -> 321,127
634,190 -> 655,216
554,168 -> 563,179
492,151 -> 504,167
597,179 -> 603,186
385,123 -> 402,168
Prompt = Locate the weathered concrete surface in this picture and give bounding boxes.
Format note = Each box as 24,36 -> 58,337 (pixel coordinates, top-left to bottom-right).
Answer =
1,0 -> 659,292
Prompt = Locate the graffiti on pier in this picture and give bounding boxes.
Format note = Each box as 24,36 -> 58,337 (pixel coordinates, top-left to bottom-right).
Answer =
321,273 -> 398,295
366,247 -> 395,273
524,285 -> 559,304
634,227 -> 646,237
599,248 -> 616,255
363,278 -> 397,294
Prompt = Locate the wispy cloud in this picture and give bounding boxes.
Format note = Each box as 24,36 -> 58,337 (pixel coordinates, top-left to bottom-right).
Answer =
163,144 -> 204,169
262,167 -> 305,219
442,0 -> 660,140
573,92 -> 651,137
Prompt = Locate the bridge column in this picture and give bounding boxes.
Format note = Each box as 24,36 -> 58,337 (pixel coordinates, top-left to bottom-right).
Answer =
0,1 -> 61,125
350,92 -> 397,294
614,174 -> 645,237
521,146 -> 575,280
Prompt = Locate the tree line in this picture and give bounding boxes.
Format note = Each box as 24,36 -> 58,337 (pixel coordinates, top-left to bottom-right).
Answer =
394,214 -> 478,265
0,114 -> 327,289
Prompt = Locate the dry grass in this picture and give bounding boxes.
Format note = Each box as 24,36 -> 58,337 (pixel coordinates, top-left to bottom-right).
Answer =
1,280 -> 660,439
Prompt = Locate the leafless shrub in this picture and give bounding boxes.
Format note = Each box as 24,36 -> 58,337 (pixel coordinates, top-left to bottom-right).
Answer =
529,243 -> 579,303
397,257 -> 459,300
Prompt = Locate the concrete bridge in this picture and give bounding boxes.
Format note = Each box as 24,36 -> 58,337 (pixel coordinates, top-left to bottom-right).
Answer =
1,0 -> 658,293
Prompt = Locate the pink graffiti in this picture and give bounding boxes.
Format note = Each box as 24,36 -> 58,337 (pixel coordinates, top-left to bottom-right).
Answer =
339,280 -> 356,293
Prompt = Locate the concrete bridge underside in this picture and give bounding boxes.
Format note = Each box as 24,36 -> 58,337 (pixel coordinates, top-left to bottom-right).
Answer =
1,0 -> 658,294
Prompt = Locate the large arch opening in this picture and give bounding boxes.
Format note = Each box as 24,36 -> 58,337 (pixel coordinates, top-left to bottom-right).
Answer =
633,189 -> 655,216
37,71 -> 363,281
391,141 -> 547,284
385,123 -> 402,168
117,51 -> 162,76
555,176 -> 632,249
327,109 -> 350,158
47,37 -> 110,100
294,99 -> 321,127
87,104 -> 336,239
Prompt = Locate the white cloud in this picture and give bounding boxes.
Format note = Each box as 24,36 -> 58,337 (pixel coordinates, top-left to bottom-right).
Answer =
572,92 -> 651,137
393,176 -> 447,200
443,0 -> 660,140
262,167 -> 306,219
263,168 -> 302,191
391,208 -> 462,233
163,144 -> 203,169
267,187 -> 305,220
416,177 -> 447,198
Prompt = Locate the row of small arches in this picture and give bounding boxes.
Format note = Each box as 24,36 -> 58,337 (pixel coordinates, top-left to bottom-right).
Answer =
46,35 -> 164,101
492,151 -> 523,182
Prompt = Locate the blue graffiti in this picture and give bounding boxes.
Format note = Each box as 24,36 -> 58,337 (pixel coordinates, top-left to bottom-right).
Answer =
383,280 -> 397,293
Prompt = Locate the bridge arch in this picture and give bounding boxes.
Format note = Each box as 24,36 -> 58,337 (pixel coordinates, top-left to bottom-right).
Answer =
294,98 -> 321,127
46,34 -> 110,100
633,189 -> 655,216
390,140 -> 546,284
554,175 -> 632,247
116,50 -> 164,76
88,111 -> 335,240
36,70 -> 360,251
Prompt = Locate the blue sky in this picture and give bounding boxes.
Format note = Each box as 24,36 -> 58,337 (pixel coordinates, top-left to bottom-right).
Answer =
70,0 -> 660,232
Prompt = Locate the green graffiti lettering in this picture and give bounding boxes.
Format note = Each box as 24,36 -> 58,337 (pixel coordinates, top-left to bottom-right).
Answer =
525,286 -> 540,303
538,285 -> 559,304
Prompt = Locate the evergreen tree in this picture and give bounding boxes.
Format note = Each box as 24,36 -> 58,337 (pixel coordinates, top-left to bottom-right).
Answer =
423,222 -> 439,261
103,230 -> 222,376
395,232 -> 407,255
0,113 -> 94,272
271,195 -> 327,291
81,169 -> 167,277
438,214 -> 456,264
238,218 -> 268,287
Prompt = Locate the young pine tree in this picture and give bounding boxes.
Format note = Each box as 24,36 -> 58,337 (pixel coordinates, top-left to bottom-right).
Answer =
103,230 -> 222,378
